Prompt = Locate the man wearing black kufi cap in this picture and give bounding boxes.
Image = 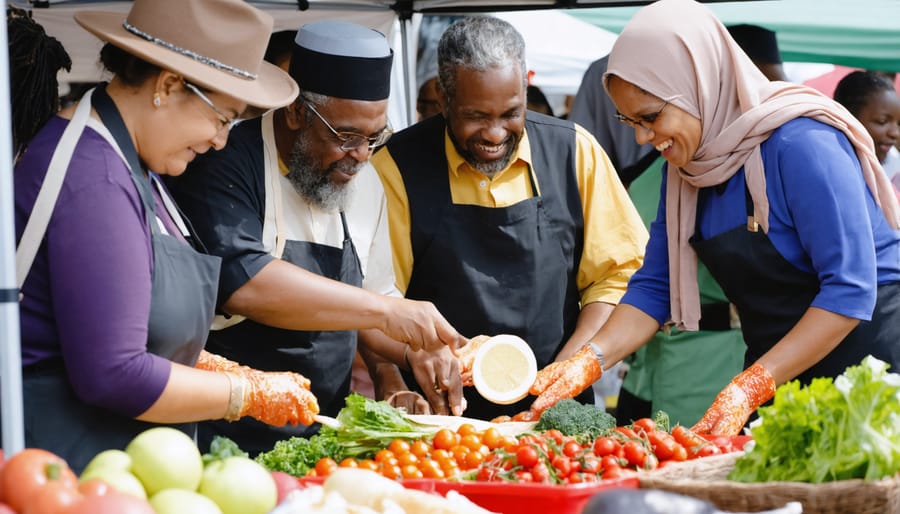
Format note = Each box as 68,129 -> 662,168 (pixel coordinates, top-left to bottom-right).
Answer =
169,20 -> 464,455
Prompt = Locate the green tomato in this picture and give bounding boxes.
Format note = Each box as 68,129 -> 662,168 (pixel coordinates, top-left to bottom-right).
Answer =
150,489 -> 223,514
199,457 -> 277,514
80,467 -> 147,500
81,449 -> 132,476
126,427 -> 203,495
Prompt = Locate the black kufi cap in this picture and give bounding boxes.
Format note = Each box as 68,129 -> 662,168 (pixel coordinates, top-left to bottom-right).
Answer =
290,20 -> 393,101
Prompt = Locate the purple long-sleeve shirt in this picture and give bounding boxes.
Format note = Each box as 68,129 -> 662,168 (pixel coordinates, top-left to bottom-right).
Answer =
15,116 -> 171,417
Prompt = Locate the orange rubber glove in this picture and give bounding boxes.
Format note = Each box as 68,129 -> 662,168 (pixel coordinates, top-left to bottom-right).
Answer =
196,350 -> 311,390
195,350 -> 254,375
691,363 -> 776,436
456,335 -> 491,387
240,371 -> 319,427
521,344 -> 603,420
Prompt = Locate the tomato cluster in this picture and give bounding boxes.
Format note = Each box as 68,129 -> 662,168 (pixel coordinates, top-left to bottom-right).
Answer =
309,423 -> 517,481
309,419 -> 726,485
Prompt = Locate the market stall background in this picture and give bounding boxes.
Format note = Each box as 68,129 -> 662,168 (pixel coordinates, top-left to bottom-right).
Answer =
1,0 -> 898,456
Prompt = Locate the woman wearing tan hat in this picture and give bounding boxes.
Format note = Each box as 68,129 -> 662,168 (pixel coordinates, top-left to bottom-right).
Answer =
13,0 -> 316,471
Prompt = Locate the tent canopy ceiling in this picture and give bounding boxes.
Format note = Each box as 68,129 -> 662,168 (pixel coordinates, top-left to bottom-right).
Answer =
570,0 -> 900,72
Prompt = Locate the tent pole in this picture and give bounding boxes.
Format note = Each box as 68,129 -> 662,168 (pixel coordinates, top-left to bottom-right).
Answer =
399,18 -> 416,127
0,0 -> 26,457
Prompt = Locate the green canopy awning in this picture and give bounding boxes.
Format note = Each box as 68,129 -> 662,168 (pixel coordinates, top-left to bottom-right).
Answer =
570,0 -> 900,72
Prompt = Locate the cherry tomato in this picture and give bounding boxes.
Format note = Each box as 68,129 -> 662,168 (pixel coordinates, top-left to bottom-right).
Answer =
456,423 -> 479,438
339,458 -> 358,468
410,440 -> 431,458
388,439 -> 411,455
632,418 -> 657,436
475,466 -> 497,482
647,431 -> 677,461
614,426 -> 639,440
562,441 -> 582,458
601,463 -> 624,480
543,429 -> 564,446
481,428 -> 504,450
695,444 -> 722,459
432,429 -> 459,450
531,462 -> 551,483
516,445 -> 539,468
593,436 -> 618,457
672,425 -> 705,450
581,457 -> 601,474
552,456 -> 572,479
314,457 -> 337,477
513,470 -> 533,483
464,450 -> 485,469
672,443 -> 689,462
600,455 -> 622,471
622,441 -> 647,468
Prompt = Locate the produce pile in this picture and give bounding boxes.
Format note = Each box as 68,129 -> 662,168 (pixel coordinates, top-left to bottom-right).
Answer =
256,395 -> 736,485
730,355 -> 900,483
0,427 -> 298,514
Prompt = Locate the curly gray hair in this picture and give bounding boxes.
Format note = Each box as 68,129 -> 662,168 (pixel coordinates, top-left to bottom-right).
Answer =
437,16 -> 527,103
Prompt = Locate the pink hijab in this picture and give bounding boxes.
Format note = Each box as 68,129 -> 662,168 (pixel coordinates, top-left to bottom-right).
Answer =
603,0 -> 900,331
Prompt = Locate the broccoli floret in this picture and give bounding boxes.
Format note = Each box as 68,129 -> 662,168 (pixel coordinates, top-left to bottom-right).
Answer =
533,398 -> 616,440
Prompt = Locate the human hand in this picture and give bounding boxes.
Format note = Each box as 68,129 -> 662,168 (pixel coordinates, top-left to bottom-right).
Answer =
456,335 -> 492,387
241,370 -> 318,426
195,350 -> 254,375
407,344 -> 464,416
691,363 -> 775,436
527,345 -> 602,416
381,297 -> 464,354
385,390 -> 432,415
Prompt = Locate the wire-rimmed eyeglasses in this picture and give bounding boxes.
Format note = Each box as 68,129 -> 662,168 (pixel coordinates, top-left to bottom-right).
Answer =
614,101 -> 668,132
183,80 -> 242,131
305,102 -> 392,152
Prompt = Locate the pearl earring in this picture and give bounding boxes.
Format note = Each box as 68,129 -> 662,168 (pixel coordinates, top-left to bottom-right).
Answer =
153,93 -> 161,108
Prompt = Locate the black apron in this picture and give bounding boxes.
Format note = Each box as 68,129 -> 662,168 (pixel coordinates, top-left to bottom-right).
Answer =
23,86 -> 220,473
691,180 -> 900,385
385,113 -> 588,420
199,213 -> 362,456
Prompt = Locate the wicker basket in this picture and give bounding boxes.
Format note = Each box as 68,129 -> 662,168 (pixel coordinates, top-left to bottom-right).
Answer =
638,452 -> 900,514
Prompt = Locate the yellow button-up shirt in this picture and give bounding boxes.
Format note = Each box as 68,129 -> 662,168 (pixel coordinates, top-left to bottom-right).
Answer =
372,123 -> 648,307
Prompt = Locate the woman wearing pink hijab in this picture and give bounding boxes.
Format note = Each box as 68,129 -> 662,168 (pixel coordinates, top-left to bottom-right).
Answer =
577,0 -> 900,436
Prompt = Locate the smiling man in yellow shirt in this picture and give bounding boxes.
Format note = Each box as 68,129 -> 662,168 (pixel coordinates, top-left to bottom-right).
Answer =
371,16 -> 648,421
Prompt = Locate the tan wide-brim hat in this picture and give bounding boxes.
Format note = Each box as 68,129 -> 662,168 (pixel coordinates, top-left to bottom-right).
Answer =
75,0 -> 298,110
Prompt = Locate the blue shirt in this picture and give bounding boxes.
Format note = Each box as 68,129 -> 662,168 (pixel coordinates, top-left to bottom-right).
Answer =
623,117 -> 900,325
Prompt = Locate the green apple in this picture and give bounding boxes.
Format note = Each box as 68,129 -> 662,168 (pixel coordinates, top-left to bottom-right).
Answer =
150,489 -> 223,514
82,449 -> 132,476
125,427 -> 203,495
199,456 -> 277,514
79,467 -> 148,500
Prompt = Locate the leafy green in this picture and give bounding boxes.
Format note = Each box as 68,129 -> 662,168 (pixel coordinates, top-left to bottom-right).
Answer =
533,398 -> 616,441
255,431 -> 341,477
202,435 -> 249,465
330,392 -> 438,458
729,356 -> 900,483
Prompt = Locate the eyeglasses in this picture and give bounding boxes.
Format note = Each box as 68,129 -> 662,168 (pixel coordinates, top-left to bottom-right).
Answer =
304,102 -> 392,152
615,101 -> 668,132
183,80 -> 242,131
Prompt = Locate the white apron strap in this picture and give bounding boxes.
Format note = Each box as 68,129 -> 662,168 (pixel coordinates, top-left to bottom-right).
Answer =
16,89 -> 95,296
211,112 -> 284,330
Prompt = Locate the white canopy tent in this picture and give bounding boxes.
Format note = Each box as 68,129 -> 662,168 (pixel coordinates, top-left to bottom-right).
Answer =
0,0 -> 638,456
4,0 -> 887,455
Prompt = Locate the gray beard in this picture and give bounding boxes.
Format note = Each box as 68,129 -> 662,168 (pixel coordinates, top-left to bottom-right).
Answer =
285,132 -> 358,212
448,127 -> 521,178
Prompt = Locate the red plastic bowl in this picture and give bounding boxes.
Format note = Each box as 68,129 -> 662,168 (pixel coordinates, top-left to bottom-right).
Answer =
433,476 -> 639,514
299,475 -> 639,514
